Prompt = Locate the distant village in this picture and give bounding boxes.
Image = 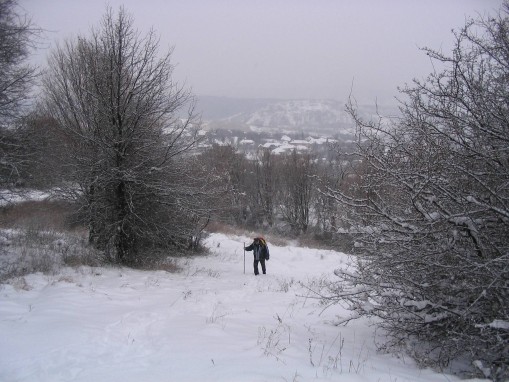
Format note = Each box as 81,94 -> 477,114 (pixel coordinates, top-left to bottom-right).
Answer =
197,127 -> 357,160
192,97 -> 391,159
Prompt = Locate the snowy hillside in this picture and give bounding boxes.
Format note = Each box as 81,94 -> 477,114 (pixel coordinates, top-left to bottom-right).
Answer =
198,96 -> 359,136
0,233 -> 483,382
243,99 -> 352,131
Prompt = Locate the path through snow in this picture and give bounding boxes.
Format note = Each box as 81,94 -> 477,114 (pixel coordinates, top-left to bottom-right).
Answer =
0,233 -> 487,381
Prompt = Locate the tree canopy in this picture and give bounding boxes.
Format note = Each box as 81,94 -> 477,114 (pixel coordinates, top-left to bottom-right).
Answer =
42,7 -> 205,263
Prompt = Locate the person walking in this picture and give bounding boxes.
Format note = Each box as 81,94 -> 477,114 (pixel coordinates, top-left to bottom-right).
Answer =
244,237 -> 269,275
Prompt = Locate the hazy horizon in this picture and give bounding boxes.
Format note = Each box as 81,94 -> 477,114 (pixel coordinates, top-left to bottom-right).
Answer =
21,0 -> 503,104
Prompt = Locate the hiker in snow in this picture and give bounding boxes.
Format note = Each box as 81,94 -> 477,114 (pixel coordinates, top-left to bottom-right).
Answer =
244,237 -> 269,275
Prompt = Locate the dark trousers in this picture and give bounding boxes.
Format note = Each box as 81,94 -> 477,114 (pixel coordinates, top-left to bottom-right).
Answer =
254,257 -> 266,275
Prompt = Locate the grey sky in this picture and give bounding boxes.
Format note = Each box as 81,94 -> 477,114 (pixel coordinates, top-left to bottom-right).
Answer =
21,0 -> 502,103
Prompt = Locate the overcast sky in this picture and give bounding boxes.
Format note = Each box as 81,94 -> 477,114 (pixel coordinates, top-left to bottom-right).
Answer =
20,0 -> 503,104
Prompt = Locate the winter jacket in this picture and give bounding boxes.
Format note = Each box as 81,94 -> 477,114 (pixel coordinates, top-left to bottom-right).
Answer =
245,242 -> 265,261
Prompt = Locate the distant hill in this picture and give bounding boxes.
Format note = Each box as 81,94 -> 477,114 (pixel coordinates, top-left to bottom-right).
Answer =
195,96 -> 398,136
195,96 -> 275,120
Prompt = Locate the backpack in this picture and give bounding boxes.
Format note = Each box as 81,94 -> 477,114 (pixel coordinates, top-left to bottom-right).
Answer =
258,237 -> 270,260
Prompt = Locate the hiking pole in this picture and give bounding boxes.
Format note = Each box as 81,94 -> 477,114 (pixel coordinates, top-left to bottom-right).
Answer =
243,242 -> 246,274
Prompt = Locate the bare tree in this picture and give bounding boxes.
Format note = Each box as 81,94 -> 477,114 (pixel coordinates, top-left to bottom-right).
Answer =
314,154 -> 356,247
254,148 -> 276,227
0,0 -> 38,188
277,150 -> 315,234
42,7 -> 202,263
321,5 -> 509,380
198,144 -> 249,225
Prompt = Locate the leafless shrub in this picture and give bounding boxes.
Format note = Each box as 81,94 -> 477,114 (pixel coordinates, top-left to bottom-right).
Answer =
322,5 -> 509,380
0,226 -> 103,282
125,251 -> 181,273
7,276 -> 31,291
277,277 -> 295,293
258,314 -> 291,363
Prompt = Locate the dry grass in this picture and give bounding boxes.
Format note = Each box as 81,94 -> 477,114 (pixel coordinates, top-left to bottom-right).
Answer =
205,220 -> 332,249
296,233 -> 341,251
0,200 -> 99,281
0,200 -> 83,232
206,220 -> 286,246
0,227 -> 103,282
206,221 -> 249,236
0,199 -> 200,281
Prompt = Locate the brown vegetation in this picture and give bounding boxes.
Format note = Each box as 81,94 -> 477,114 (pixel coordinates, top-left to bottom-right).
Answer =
0,200 -> 82,232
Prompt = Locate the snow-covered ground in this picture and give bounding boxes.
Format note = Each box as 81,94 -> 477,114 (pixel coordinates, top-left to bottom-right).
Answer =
0,233 -> 487,381
0,189 -> 53,206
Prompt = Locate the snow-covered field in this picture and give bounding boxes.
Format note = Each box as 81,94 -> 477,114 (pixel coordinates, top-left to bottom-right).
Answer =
0,233 -> 487,381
